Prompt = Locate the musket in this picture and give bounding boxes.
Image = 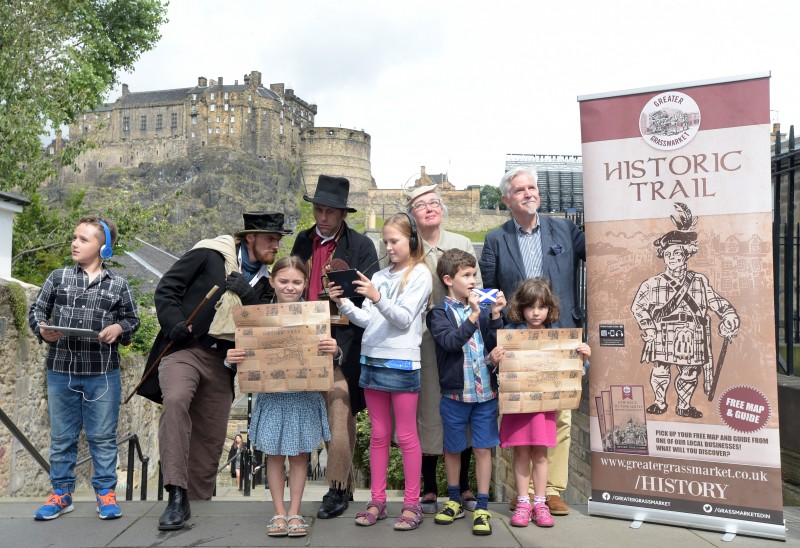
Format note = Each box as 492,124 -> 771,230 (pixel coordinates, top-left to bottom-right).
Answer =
124,285 -> 220,404
707,335 -> 732,402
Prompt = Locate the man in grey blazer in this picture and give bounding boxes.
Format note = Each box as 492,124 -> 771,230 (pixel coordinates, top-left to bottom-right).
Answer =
479,166 -> 585,516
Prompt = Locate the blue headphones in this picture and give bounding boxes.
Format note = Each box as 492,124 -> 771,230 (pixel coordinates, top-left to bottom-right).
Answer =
98,219 -> 113,259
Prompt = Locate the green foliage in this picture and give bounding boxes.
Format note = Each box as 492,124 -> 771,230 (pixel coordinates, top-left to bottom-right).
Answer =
11,188 -> 171,285
0,0 -> 168,194
480,185 -> 506,211
5,281 -> 28,333
121,293 -> 159,357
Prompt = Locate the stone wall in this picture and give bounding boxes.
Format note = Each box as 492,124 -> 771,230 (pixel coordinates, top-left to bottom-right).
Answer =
0,278 -> 161,497
301,128 -> 373,193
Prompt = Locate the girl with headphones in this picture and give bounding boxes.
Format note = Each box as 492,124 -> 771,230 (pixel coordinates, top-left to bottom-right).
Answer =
327,212 -> 432,532
29,215 -> 140,522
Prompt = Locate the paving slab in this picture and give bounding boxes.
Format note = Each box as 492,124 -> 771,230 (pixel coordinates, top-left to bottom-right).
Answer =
0,499 -> 797,547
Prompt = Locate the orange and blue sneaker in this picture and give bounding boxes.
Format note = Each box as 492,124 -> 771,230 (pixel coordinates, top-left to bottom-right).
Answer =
34,489 -> 74,521
96,488 -> 122,520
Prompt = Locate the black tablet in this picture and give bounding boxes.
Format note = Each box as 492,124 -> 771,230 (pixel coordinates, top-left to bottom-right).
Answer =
327,269 -> 361,298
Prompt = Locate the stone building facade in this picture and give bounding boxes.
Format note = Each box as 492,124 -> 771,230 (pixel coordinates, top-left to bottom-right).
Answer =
63,70 -> 374,193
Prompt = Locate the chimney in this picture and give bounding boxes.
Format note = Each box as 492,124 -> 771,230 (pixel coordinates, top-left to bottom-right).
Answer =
235,79 -> 238,85
270,83 -> 285,96
198,76 -> 207,87
122,84 -> 129,96
243,73 -> 250,85
218,76 -> 223,86
249,70 -> 262,88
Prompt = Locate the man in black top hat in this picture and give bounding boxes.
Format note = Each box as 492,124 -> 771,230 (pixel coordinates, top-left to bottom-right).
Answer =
291,175 -> 379,518
139,212 -> 291,531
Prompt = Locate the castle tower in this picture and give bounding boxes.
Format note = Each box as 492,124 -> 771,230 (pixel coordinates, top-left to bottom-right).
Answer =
300,127 -> 374,194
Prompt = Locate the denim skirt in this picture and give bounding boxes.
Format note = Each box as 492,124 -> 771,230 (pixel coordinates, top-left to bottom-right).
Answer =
359,365 -> 421,393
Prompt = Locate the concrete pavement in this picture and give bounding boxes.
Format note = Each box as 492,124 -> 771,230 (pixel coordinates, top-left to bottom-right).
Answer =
1,486 -> 798,547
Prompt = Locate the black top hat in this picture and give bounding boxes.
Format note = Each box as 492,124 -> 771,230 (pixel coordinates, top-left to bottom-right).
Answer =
234,212 -> 293,237
303,175 -> 357,212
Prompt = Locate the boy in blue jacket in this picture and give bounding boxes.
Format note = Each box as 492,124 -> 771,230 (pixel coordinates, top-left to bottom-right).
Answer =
426,249 -> 506,536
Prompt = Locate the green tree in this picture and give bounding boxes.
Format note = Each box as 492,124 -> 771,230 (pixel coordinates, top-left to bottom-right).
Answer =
12,189 -> 171,285
0,0 -> 168,195
480,185 -> 505,210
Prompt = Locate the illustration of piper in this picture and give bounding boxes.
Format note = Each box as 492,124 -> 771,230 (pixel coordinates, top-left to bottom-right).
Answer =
631,203 -> 740,419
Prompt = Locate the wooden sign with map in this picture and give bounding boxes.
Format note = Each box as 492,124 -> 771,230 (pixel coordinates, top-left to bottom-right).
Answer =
497,328 -> 583,414
233,302 -> 333,393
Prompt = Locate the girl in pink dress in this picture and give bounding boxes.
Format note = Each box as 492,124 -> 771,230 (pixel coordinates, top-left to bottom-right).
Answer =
499,278 -> 591,528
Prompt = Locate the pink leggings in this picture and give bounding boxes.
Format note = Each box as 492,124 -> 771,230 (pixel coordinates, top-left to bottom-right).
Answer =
363,388 -> 421,507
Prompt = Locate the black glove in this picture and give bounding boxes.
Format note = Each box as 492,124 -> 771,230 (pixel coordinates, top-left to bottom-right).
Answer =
168,321 -> 193,343
226,272 -> 255,300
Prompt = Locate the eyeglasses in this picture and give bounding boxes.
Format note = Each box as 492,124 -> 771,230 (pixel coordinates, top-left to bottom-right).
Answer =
411,199 -> 442,211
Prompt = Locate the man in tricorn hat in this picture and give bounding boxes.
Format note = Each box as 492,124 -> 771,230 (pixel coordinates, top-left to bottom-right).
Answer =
291,175 -> 379,518
138,212 -> 291,531
632,202 -> 740,419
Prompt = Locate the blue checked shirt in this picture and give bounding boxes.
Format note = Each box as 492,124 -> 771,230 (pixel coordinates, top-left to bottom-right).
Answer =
443,297 -> 496,403
513,217 -> 543,278
29,265 -> 140,374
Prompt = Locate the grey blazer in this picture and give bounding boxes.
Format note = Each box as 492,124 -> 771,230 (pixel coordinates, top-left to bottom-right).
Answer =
479,215 -> 586,328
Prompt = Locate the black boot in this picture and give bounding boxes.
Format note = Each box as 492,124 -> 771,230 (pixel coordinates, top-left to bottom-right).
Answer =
317,487 -> 349,519
158,485 -> 191,531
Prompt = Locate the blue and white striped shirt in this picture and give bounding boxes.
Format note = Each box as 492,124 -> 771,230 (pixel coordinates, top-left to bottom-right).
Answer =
513,217 -> 543,278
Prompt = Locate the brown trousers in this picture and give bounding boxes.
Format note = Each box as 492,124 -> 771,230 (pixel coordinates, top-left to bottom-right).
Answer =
158,344 -> 233,500
323,366 -> 356,491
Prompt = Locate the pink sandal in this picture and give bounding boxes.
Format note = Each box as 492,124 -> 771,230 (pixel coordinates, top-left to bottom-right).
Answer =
394,504 -> 423,531
355,500 -> 387,526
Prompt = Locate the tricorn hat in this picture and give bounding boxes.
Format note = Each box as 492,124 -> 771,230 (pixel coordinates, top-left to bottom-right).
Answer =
303,175 -> 357,212
405,183 -> 438,205
234,212 -> 292,237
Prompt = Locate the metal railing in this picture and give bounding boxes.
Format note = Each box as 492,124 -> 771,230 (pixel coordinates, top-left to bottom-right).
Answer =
774,125 -> 798,376
75,432 -> 149,501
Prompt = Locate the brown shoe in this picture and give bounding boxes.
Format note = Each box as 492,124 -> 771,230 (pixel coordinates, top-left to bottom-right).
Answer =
545,494 -> 570,516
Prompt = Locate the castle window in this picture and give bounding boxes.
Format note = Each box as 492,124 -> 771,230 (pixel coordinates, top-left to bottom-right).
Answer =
210,92 -> 215,100
230,116 -> 235,123
107,112 -> 110,119
207,116 -> 212,123
215,127 -> 220,134
192,93 -> 197,100
123,116 -> 130,132
156,114 -> 163,130
248,106 -> 251,113
192,116 -> 197,125
280,110 -> 284,119
208,128 -> 213,134
83,114 -> 87,120
210,104 -> 216,112
224,104 -> 228,111
224,92 -> 229,100
171,113 -> 178,128
216,116 -> 220,123
230,127 -> 234,133
191,132 -> 195,138
140,116 -> 146,131
280,124 -> 284,135
248,95 -> 252,101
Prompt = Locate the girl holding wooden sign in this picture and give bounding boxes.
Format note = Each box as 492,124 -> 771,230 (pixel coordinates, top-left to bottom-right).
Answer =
500,278 -> 591,528
225,256 -> 341,538
328,213 -> 433,532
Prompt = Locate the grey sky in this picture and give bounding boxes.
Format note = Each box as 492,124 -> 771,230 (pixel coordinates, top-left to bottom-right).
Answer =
109,0 -> 800,189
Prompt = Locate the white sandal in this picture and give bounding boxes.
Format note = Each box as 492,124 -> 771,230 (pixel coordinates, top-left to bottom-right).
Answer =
267,514 -> 288,537
287,514 -> 308,537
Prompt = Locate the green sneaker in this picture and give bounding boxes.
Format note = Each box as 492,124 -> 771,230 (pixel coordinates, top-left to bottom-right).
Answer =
472,509 -> 492,536
434,500 -> 464,524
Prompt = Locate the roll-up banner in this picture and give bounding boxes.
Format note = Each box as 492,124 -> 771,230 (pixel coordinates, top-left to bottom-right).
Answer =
578,74 -> 785,541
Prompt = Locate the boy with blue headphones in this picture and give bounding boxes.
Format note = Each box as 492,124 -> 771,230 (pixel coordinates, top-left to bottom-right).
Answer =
28,215 -> 140,521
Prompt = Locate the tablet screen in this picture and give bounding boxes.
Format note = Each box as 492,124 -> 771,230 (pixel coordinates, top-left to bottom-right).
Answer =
327,269 -> 361,298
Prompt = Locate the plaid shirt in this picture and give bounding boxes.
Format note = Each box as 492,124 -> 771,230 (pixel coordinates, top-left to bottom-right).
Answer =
443,297 -> 497,403
28,265 -> 140,374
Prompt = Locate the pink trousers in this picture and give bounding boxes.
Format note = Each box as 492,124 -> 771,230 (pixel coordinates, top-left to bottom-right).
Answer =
363,388 -> 421,507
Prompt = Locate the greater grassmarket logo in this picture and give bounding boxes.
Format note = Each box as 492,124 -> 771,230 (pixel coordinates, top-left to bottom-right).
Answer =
639,91 -> 701,151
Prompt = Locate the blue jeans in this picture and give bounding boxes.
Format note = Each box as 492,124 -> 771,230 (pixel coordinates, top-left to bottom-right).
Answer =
47,369 -> 121,493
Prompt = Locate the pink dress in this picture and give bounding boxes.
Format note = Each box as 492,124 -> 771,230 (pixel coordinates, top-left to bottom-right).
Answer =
499,411 -> 557,447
